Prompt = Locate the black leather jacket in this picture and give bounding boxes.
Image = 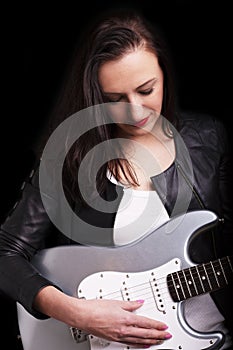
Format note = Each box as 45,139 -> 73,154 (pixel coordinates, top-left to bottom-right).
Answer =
0,112 -> 232,332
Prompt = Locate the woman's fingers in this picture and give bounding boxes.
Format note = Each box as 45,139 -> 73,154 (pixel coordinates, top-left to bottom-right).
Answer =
77,298 -> 172,345
120,324 -> 172,340
121,300 -> 169,333
113,324 -> 172,346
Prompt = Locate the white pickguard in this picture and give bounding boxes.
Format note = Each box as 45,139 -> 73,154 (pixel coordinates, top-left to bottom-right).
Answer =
78,259 -> 221,350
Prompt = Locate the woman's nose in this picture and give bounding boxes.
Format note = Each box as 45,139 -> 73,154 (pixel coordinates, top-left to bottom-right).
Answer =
127,94 -> 141,106
126,97 -> 144,121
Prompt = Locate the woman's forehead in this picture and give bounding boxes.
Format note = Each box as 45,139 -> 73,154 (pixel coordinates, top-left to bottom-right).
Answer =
99,50 -> 161,93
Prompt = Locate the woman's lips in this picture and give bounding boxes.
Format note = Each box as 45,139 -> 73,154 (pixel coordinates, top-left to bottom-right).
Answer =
134,116 -> 150,127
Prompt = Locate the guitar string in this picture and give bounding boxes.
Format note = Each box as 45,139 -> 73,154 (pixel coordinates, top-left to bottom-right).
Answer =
100,281 -> 173,310
99,261 -> 228,299
95,277 -> 174,307
80,258 -> 232,308
87,261 -> 231,307
99,273 -> 223,311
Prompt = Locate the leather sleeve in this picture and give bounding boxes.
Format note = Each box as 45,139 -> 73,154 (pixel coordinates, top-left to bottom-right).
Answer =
215,118 -> 233,256
0,164 -> 60,319
212,119 -> 233,335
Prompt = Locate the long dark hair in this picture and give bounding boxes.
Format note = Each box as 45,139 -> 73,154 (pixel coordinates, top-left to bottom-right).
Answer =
45,8 -> 178,205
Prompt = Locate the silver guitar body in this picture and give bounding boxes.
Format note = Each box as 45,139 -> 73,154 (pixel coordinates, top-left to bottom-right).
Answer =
17,210 -> 225,350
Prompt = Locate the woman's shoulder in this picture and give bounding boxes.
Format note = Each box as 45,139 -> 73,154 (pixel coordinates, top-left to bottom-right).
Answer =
178,110 -> 222,128
176,110 -> 229,152
178,111 -> 226,137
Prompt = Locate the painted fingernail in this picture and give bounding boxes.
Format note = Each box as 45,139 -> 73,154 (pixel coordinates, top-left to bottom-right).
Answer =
165,333 -> 172,339
136,299 -> 144,303
160,325 -> 168,330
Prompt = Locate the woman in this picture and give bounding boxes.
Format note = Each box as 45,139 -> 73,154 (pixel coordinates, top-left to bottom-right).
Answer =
0,8 -> 232,349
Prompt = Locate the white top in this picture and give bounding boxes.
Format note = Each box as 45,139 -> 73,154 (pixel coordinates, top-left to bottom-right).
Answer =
113,187 -> 169,245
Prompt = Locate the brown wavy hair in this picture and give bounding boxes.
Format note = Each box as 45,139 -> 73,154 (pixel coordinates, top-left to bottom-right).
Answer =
45,8 -> 178,205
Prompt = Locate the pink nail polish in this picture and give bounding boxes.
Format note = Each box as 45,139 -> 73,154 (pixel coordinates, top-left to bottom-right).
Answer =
165,333 -> 172,339
161,325 -> 168,330
136,299 -> 144,303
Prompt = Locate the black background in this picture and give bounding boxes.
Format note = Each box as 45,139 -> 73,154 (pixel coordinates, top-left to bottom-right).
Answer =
1,0 -> 232,348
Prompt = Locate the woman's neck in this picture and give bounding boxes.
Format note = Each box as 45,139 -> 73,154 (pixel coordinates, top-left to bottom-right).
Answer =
114,131 -> 175,191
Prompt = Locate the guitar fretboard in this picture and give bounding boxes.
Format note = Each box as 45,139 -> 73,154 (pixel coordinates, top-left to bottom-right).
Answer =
167,255 -> 233,302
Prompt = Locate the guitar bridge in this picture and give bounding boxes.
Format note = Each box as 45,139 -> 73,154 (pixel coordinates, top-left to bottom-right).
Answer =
70,327 -> 89,343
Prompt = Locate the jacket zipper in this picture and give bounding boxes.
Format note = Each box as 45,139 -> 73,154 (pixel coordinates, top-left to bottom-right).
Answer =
176,161 -> 221,258
176,162 -> 205,209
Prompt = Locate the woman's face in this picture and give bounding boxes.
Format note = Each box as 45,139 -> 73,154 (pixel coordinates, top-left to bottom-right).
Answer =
98,48 -> 164,138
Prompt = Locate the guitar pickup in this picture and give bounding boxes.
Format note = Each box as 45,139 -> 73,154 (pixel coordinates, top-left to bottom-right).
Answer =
149,276 -> 166,312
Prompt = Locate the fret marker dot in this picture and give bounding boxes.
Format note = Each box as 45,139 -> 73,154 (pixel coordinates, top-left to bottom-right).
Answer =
188,281 -> 192,284
176,285 -> 180,288
217,271 -> 221,275
202,276 -> 206,280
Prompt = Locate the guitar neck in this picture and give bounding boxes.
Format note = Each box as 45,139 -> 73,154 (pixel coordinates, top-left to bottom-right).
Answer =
167,255 -> 233,302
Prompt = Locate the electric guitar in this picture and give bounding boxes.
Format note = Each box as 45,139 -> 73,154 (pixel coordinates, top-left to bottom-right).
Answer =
17,210 -> 233,350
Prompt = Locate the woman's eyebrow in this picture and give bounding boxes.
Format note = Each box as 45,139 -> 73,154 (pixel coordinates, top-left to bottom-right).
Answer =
103,78 -> 157,95
137,77 -> 156,89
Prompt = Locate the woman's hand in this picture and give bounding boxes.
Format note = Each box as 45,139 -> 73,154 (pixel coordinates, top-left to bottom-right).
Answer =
74,298 -> 172,347
34,286 -> 172,347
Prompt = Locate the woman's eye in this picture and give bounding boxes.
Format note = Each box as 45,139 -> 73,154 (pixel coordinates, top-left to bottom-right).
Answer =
109,97 -> 122,103
104,95 -> 122,103
140,88 -> 154,96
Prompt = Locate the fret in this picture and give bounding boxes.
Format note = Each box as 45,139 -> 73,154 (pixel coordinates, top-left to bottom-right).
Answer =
182,270 -> 192,297
195,266 -> 205,292
167,255 -> 233,303
175,271 -> 186,300
185,268 -> 199,296
177,270 -> 191,299
227,256 -> 233,272
220,256 -> 233,284
189,265 -> 205,295
219,259 -> 228,284
210,261 -> 220,289
196,265 -> 212,293
204,258 -> 233,291
226,256 -> 233,281
203,264 -> 212,290
211,260 -> 228,288
167,273 -> 181,302
167,271 -> 190,302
